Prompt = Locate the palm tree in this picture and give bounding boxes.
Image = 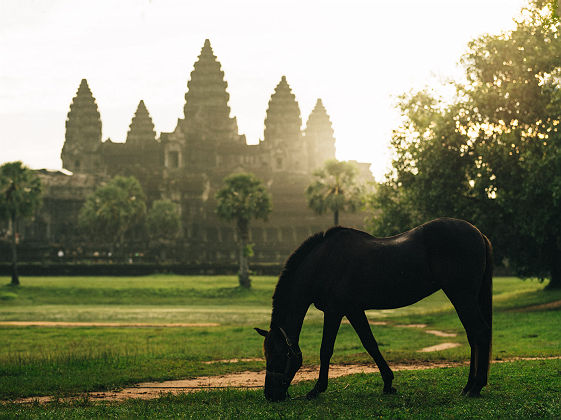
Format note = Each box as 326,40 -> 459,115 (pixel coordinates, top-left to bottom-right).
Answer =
306,159 -> 363,226
0,162 -> 42,286
216,173 -> 272,288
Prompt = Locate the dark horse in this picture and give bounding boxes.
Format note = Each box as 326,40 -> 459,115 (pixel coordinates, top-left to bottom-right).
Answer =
255,218 -> 493,402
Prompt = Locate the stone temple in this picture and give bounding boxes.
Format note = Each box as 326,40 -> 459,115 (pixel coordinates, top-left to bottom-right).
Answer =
24,40 -> 372,264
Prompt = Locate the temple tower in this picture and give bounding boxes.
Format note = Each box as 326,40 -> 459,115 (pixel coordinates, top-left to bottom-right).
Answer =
183,40 -> 241,144
263,76 -> 307,173
61,79 -> 102,173
126,100 -> 157,146
305,98 -> 336,170
180,39 -> 244,171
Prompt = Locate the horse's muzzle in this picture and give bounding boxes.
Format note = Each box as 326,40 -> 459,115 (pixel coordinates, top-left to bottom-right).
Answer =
265,389 -> 288,402
264,372 -> 290,402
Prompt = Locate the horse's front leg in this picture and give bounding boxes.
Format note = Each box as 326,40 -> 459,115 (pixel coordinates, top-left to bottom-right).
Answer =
346,309 -> 396,394
306,311 -> 343,399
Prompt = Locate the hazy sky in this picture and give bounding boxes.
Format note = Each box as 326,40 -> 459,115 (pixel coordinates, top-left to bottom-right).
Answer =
0,0 -> 527,180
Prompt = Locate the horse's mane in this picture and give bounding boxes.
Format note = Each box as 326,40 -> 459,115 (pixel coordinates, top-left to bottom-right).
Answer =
270,226 -> 348,327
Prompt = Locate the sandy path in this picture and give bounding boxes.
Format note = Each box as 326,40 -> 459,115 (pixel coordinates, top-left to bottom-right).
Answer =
513,299 -> 561,312
9,356 -> 561,404
0,321 -> 220,328
418,343 -> 461,352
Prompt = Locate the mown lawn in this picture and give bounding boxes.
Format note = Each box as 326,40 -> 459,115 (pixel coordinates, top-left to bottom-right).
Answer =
1,360 -> 559,419
0,275 -> 560,415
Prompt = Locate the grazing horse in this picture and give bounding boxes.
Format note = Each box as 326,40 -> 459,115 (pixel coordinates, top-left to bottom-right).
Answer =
255,218 -> 493,402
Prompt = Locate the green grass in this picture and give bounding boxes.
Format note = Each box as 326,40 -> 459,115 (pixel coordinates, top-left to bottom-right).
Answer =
1,360 -> 559,419
0,275 -> 276,306
0,275 -> 559,406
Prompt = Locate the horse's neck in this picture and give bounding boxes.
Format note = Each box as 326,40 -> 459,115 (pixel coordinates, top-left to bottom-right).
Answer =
273,282 -> 311,345
282,301 -> 310,345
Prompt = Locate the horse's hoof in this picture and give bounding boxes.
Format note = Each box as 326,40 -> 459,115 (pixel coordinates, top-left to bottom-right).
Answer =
383,386 -> 397,394
306,390 -> 319,400
466,389 -> 482,398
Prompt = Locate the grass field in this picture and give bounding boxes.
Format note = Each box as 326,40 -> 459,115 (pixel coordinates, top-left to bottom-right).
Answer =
1,360 -> 560,419
1,275 -> 560,418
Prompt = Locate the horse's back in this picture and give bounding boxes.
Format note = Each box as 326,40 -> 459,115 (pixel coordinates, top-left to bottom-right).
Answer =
309,218 -> 487,311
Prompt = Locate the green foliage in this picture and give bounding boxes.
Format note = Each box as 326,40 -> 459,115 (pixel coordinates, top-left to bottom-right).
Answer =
78,176 -> 146,255
215,173 -> 272,226
306,159 -> 364,225
0,161 -> 42,223
147,200 -> 182,242
0,161 -> 42,285
367,1 -> 561,287
215,173 -> 272,288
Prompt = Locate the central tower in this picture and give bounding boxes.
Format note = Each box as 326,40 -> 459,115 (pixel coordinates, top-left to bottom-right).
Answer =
183,40 -> 241,143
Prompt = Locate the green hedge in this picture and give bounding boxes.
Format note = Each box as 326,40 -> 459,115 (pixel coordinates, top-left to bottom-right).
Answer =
0,262 -> 282,276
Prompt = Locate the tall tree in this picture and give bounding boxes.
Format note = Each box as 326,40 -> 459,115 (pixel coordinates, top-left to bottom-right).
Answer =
215,173 -> 272,288
0,162 -> 42,286
306,159 -> 364,226
79,176 -> 146,261
368,0 -> 561,288
147,200 -> 182,262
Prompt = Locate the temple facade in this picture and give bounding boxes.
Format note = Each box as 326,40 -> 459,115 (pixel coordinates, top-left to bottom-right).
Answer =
20,39 -> 372,264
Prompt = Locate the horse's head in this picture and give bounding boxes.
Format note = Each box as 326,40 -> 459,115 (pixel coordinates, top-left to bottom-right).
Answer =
255,326 -> 302,402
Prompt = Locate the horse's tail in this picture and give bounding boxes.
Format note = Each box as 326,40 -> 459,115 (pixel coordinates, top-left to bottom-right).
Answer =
479,234 -> 493,378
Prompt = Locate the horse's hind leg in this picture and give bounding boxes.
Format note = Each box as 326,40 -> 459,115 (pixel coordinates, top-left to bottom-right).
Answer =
346,309 -> 396,394
306,311 -> 343,400
446,295 -> 491,397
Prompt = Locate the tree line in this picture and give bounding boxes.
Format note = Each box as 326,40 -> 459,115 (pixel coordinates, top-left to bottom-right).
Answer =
0,159 -> 364,288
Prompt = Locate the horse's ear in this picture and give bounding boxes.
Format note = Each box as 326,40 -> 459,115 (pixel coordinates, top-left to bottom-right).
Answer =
254,327 -> 268,337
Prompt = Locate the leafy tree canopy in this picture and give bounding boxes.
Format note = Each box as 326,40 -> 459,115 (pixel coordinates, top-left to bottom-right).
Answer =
0,161 -> 42,286
216,173 -> 272,229
79,176 -> 146,256
367,0 -> 561,288
0,161 -> 42,222
306,159 -> 364,226
215,172 -> 272,288
147,200 -> 182,242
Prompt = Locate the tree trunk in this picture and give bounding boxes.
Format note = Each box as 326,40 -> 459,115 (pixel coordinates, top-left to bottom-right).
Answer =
547,247 -> 561,290
333,209 -> 339,226
10,215 -> 19,286
119,232 -> 128,263
237,220 -> 251,289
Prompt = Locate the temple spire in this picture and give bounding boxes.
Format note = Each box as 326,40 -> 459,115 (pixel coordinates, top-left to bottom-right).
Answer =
61,78 -> 102,173
126,100 -> 156,146
183,39 -> 239,142
263,76 -> 307,173
264,76 -> 302,146
305,98 -> 336,170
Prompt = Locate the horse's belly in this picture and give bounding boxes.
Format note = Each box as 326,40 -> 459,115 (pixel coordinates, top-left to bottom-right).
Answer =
361,284 -> 439,310
343,274 -> 439,310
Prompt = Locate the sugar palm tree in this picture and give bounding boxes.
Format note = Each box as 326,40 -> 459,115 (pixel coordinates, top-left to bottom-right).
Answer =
0,162 -> 42,286
306,159 -> 363,226
216,173 -> 272,288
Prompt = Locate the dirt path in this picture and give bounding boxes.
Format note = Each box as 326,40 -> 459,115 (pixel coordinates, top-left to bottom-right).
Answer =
513,299 -> 561,312
9,356 -> 561,404
0,322 -> 220,328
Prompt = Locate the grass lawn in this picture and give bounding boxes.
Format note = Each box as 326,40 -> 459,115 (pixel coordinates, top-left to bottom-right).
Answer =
0,275 -> 560,418
1,360 -> 559,419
